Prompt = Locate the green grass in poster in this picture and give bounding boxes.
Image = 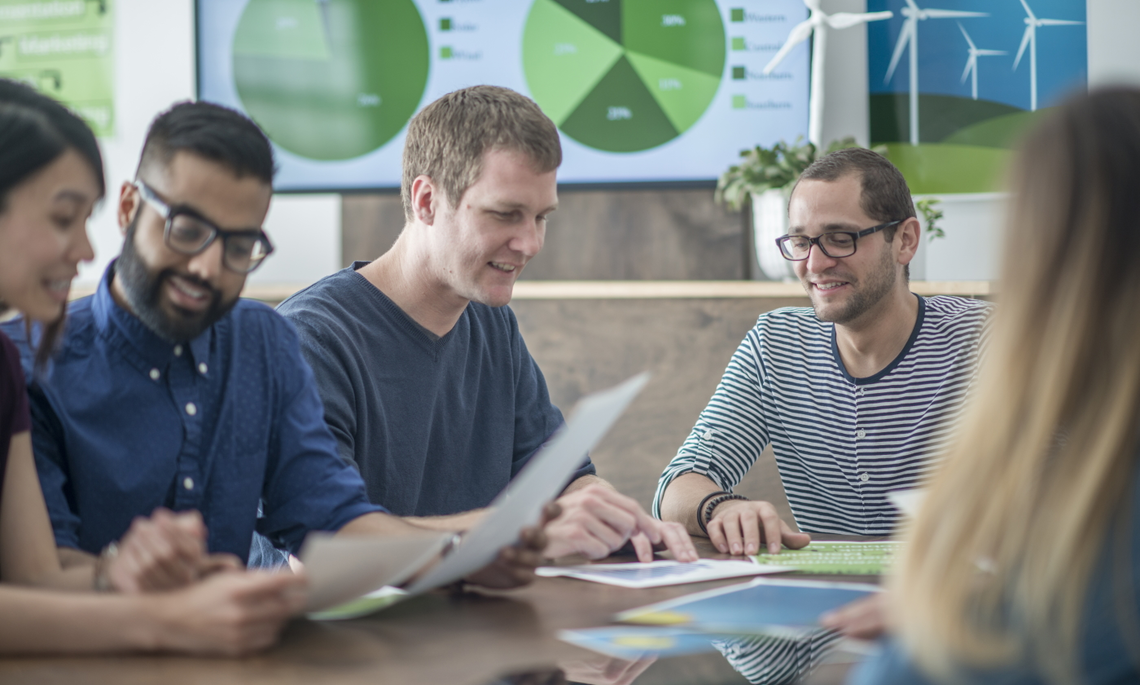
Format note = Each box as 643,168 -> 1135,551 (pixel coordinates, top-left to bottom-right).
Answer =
880,143 -> 1011,195
870,93 -> 1036,194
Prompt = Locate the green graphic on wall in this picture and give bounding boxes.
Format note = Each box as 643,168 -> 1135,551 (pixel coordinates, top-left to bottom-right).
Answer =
0,0 -> 115,137
523,0 -> 725,153
233,0 -> 429,161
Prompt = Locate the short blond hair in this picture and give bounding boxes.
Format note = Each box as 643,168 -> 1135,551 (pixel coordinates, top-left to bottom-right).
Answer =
401,85 -> 561,220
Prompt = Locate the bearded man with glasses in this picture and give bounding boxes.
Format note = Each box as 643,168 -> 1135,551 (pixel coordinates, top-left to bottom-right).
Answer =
655,148 -> 992,642
3,101 -> 549,594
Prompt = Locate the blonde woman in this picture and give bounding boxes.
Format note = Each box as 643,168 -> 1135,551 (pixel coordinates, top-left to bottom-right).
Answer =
852,88 -> 1140,683
0,79 -> 304,654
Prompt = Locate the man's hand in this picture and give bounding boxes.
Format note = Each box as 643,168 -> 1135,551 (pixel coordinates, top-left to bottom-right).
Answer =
108,509 -> 241,593
706,499 -> 810,556
149,569 -> 307,655
818,593 -> 887,640
545,485 -> 697,563
462,502 -> 560,590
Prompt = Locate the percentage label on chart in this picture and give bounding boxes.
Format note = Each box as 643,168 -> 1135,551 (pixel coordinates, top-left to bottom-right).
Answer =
659,78 -> 682,90
661,14 -> 686,26
606,106 -> 632,120
554,43 -> 577,55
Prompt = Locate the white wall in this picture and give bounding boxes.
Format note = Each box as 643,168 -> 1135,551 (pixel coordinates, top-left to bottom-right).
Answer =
78,0 -> 340,288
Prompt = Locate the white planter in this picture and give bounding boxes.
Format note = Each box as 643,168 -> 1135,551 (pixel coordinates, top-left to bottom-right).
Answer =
751,189 -> 796,281
912,192 -> 1007,282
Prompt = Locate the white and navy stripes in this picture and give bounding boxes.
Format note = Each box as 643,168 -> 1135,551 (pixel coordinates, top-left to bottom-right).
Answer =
654,295 -> 991,536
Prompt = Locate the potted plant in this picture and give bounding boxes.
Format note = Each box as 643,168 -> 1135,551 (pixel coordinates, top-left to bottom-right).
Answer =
716,138 -> 942,280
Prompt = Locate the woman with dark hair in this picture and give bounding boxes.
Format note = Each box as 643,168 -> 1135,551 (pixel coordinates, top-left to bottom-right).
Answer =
0,79 -> 304,654
851,88 -> 1140,684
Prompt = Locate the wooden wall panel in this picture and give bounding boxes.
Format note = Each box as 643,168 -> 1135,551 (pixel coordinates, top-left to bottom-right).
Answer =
511,296 -> 813,529
341,189 -> 749,280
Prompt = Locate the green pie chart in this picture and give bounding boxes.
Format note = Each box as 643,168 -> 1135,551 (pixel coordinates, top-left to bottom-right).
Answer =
523,0 -> 725,153
232,0 -> 429,161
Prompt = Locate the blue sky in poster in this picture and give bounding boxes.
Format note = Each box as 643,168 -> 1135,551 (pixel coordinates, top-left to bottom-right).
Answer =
867,0 -> 1087,110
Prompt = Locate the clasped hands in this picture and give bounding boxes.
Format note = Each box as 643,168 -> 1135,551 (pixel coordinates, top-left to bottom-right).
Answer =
105,504 -> 560,595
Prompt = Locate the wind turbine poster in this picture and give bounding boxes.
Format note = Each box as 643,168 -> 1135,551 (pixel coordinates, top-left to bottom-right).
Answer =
867,0 -> 1086,194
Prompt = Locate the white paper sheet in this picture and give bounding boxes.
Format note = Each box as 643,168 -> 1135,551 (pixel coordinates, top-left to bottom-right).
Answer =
306,586 -> 408,621
298,531 -> 449,612
537,559 -> 787,588
404,372 -> 651,594
887,488 -> 926,518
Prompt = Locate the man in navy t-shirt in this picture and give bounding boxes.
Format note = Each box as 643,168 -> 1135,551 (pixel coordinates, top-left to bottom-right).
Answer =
278,86 -> 695,563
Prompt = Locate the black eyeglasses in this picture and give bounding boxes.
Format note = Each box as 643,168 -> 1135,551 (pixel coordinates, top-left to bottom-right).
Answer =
775,221 -> 902,261
133,181 -> 275,274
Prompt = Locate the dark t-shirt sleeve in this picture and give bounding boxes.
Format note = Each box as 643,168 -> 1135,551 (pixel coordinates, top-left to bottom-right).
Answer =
0,331 -> 31,497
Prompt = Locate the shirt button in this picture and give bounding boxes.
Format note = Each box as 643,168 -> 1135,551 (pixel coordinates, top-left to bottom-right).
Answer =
173,345 -> 183,356
183,477 -> 194,491
856,429 -> 866,439
185,402 -> 197,416
149,368 -> 160,381
198,362 -> 208,375
860,472 -> 870,482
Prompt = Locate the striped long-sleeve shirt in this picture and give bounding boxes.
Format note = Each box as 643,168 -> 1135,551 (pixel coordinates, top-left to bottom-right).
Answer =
653,295 -> 992,536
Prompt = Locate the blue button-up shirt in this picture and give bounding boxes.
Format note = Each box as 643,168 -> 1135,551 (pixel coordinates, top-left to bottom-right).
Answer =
3,262 -> 384,564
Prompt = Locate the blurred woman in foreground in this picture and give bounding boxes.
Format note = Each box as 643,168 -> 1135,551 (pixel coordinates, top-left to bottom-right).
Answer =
0,78 -> 304,654
853,87 -> 1140,683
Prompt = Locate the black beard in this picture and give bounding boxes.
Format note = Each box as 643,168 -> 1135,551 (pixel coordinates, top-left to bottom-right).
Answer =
116,214 -> 237,342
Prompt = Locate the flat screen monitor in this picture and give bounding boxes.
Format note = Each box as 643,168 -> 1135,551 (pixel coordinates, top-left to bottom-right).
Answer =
196,0 -> 809,192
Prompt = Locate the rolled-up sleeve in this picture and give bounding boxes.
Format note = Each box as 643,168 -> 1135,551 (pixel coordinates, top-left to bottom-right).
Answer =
257,324 -> 385,554
652,328 -> 770,519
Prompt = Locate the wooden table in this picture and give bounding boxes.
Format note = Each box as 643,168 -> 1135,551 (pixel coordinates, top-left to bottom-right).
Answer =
0,542 -> 878,685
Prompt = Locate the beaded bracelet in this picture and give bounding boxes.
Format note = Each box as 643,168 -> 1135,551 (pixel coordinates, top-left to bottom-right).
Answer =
702,493 -> 749,535
696,491 -> 729,535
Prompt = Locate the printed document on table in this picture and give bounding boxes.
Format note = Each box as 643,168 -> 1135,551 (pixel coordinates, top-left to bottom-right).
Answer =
615,577 -> 880,636
404,373 -> 651,595
558,626 -> 727,659
537,559 -> 786,588
752,541 -> 903,575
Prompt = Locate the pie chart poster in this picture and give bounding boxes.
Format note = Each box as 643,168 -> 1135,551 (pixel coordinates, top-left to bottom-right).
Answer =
867,0 -> 1087,194
196,0 -> 809,192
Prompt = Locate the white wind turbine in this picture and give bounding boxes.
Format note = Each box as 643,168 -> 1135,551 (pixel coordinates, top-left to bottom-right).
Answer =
762,0 -> 893,146
958,23 -> 1005,101
885,0 -> 987,145
1013,0 -> 1084,111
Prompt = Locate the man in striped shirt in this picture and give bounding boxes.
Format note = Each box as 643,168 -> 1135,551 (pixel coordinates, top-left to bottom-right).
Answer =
654,149 -> 989,644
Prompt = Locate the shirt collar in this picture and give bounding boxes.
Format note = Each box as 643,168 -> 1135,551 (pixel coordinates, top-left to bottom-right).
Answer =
92,259 -> 214,372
